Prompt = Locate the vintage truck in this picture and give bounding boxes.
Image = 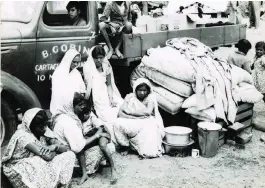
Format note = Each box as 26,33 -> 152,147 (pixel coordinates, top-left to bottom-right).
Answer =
0,1 -> 247,147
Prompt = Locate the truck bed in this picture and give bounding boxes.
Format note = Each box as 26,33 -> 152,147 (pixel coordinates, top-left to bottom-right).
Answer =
120,24 -> 246,66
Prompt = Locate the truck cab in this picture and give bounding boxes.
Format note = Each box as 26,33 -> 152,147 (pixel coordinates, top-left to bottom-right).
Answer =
1,1 -> 99,146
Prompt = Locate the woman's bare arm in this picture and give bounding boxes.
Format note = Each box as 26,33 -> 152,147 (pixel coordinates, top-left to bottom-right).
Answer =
106,73 -> 114,103
47,138 -> 70,153
25,143 -> 56,161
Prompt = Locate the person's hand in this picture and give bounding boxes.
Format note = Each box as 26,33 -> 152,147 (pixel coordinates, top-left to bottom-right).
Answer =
99,132 -> 111,140
40,146 -> 52,156
95,127 -> 104,138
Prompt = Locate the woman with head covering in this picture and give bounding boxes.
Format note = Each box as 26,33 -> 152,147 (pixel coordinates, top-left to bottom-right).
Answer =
83,45 -> 123,143
113,78 -> 165,158
2,108 -> 76,188
51,91 -> 117,185
50,48 -> 86,115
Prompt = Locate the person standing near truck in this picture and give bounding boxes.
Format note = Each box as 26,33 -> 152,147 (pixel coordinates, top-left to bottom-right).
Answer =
227,39 -> 252,74
252,41 -> 265,103
99,1 -> 133,59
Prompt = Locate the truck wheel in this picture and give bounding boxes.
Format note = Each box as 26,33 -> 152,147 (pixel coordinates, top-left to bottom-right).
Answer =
1,99 -> 17,147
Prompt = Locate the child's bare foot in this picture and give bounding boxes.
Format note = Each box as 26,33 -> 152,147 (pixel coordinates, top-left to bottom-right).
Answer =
121,150 -> 129,156
107,48 -> 114,59
115,48 -> 124,59
110,170 -> 118,185
78,174 -> 88,185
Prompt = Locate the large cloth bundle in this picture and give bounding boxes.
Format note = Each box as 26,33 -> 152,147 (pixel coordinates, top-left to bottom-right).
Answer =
130,67 -> 185,115
132,37 -> 262,123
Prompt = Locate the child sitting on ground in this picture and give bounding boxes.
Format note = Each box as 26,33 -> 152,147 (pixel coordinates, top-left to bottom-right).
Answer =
227,39 -> 252,74
252,41 -> 265,103
74,93 -> 117,185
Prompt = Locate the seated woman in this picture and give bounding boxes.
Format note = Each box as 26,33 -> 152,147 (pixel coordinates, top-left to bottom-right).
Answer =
50,48 -> 86,115
2,108 -> 76,188
83,45 -> 123,138
51,92 -> 117,185
114,78 -> 165,158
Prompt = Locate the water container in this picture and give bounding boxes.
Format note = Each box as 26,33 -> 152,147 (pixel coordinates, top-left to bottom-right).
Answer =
197,122 -> 222,158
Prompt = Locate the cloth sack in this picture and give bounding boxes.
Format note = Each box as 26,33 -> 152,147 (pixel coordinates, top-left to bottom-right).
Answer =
232,82 -> 263,103
141,46 -> 196,82
185,107 -> 216,122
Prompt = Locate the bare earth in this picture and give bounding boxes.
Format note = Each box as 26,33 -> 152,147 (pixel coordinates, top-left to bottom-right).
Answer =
71,21 -> 265,188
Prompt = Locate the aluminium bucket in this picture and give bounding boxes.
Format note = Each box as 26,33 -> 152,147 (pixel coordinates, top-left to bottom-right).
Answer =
198,122 -> 222,158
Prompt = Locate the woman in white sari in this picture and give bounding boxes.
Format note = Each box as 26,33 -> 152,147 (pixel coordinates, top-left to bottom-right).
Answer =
114,78 -> 165,158
83,45 -> 123,123
50,48 -> 86,115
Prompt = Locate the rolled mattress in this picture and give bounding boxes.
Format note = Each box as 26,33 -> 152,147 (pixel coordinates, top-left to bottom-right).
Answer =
130,67 -> 185,114
130,64 -> 193,97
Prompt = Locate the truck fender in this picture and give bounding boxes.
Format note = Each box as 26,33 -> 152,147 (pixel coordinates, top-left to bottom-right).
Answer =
1,71 -> 41,112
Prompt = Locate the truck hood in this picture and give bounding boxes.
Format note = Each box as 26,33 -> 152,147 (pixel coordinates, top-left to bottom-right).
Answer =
0,24 -> 22,42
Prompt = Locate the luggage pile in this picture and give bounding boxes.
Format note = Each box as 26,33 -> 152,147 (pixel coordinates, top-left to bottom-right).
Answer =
130,37 -> 263,123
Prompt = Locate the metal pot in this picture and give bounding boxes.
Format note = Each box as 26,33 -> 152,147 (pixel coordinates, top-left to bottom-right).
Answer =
164,126 -> 192,145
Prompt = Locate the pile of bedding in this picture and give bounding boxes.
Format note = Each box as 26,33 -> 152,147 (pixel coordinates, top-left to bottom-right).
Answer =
130,37 -> 263,123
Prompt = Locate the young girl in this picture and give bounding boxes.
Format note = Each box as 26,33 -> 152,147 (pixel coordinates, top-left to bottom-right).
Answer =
83,45 -> 123,123
114,78 -> 165,158
252,41 -> 265,102
227,39 -> 252,74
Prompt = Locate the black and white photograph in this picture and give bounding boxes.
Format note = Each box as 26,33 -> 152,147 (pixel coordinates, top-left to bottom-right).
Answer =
1,1 -> 265,187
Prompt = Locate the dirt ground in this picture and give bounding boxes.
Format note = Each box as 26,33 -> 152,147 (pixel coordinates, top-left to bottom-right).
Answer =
71,21 -> 265,188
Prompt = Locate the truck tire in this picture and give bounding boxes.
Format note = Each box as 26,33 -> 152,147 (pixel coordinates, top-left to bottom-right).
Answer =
1,99 -> 17,147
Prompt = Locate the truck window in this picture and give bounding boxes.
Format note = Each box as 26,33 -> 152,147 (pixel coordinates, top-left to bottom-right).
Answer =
43,1 -> 88,27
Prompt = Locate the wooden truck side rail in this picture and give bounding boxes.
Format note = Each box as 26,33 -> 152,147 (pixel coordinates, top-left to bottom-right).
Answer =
121,24 -> 246,66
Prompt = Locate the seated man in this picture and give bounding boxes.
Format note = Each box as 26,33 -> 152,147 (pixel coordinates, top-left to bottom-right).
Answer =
66,1 -> 86,26
99,1 -> 133,59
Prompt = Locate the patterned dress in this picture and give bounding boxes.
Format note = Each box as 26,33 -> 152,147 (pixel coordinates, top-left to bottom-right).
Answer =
253,55 -> 265,94
2,108 -> 76,188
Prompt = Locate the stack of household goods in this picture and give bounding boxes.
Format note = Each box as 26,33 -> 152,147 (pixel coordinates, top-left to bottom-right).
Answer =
130,37 -> 263,123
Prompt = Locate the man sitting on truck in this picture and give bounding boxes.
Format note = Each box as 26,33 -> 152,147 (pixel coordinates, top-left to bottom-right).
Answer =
99,1 -> 133,59
66,1 -> 86,26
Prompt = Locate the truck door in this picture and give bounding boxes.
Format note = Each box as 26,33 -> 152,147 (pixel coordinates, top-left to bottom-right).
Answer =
35,1 -> 98,107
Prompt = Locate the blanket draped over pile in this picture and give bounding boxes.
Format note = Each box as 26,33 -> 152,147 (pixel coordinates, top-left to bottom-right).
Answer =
135,37 -> 261,123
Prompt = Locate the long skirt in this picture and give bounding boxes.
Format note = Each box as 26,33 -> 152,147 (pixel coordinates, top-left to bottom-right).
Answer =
114,117 -> 164,158
3,151 -> 76,188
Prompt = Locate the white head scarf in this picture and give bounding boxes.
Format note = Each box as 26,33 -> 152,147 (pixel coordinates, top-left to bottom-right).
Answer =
50,49 -> 85,115
2,108 -> 43,163
133,78 -> 153,97
17,108 -> 42,131
132,78 -> 165,138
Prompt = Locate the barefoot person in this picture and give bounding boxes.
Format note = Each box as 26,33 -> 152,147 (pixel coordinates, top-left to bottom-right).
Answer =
51,92 -> 117,185
99,1 -> 132,59
114,78 -> 165,158
2,108 -> 76,188
83,45 -> 123,124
